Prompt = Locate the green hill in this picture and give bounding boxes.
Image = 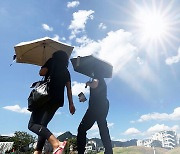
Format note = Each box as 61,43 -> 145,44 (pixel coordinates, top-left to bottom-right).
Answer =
57,131 -> 76,141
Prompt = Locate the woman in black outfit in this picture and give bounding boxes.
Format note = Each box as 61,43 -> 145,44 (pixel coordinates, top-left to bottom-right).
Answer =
77,68 -> 113,154
28,51 -> 75,154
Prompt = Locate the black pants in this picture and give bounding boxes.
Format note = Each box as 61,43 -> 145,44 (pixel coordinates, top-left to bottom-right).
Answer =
77,100 -> 113,154
28,102 -> 60,151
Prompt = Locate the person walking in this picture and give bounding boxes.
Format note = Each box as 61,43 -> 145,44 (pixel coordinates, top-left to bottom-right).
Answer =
28,50 -> 75,154
77,67 -> 113,154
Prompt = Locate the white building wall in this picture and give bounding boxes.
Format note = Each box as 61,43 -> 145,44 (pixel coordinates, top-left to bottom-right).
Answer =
0,142 -> 14,153
144,139 -> 153,147
88,140 -> 96,147
137,131 -> 178,149
137,140 -> 143,146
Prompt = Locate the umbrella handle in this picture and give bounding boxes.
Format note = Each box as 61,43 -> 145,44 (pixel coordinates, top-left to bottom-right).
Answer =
76,56 -> 80,67
85,77 -> 92,88
10,60 -> 16,66
10,55 -> 16,66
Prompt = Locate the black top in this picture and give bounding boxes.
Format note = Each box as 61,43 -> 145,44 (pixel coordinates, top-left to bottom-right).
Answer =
42,58 -> 71,107
89,78 -> 107,107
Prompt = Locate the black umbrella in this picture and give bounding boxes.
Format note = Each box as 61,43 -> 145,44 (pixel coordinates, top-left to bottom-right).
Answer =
70,55 -> 113,78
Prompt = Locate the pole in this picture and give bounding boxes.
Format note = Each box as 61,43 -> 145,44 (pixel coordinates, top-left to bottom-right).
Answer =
153,146 -> 155,154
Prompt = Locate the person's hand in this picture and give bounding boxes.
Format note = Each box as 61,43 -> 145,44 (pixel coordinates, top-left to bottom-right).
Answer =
78,97 -> 83,102
85,79 -> 98,89
85,81 -> 91,88
69,104 -> 75,115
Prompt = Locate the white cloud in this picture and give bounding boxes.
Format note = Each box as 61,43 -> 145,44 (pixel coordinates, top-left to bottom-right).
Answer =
52,34 -> 60,41
89,122 -> 114,131
165,47 -> 180,65
90,123 -> 99,131
72,81 -> 89,96
69,10 -> 94,39
3,105 -> 30,114
124,128 -> 141,135
147,124 -> 179,134
1,133 -> 14,137
136,57 -> 144,65
135,107 -> 180,122
55,111 -> 62,115
108,122 -> 114,128
52,35 -> 66,42
172,125 -> 180,131
67,1 -> 80,8
74,39 -> 100,57
147,124 -> 170,133
61,37 -> 66,41
98,23 -> 107,30
53,131 -> 63,137
123,124 -> 180,139
75,35 -> 92,45
73,29 -> 160,99
87,123 -> 99,138
88,131 -> 100,138
115,138 -> 128,142
42,24 -> 53,31
73,29 -> 137,73
137,113 -> 169,122
88,122 -> 114,139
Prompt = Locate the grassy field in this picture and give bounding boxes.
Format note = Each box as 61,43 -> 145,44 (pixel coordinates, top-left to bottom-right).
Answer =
98,146 -> 180,154
166,147 -> 180,154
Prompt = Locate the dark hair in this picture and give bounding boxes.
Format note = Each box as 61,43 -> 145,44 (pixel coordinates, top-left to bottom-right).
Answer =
50,50 -> 69,85
52,50 -> 69,68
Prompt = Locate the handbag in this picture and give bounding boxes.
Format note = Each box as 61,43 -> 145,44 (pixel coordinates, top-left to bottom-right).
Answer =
27,78 -> 50,112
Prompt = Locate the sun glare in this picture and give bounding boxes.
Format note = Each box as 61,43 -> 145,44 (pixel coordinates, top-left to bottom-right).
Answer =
131,0 -> 179,50
139,12 -> 168,40
136,7 -> 170,43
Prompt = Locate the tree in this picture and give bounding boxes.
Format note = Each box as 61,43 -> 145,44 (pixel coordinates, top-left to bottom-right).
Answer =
0,136 -> 12,142
11,131 -> 36,153
64,137 -> 77,154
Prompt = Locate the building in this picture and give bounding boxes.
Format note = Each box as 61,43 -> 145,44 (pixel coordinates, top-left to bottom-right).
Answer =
137,139 -> 162,148
137,130 -> 179,149
152,131 -> 178,149
137,139 -> 153,147
85,140 -> 97,153
0,142 -> 14,153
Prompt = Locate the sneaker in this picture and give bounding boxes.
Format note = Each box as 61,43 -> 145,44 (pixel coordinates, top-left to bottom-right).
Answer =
53,141 -> 67,154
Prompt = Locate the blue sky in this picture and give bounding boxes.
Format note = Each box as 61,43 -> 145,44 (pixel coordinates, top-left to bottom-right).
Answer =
0,0 -> 180,141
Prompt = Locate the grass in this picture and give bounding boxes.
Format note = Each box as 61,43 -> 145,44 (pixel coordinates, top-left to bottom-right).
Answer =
166,147 -> 180,154
98,146 -> 170,154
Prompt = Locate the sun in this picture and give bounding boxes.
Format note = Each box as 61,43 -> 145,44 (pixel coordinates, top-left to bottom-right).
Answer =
138,11 -> 169,40
131,0 -> 179,50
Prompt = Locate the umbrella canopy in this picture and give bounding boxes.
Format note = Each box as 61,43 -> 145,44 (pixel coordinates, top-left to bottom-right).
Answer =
71,55 -> 113,78
14,37 -> 74,66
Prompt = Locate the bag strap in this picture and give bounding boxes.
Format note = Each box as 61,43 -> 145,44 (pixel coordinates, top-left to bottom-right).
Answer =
46,76 -> 50,82
41,76 -> 45,81
30,77 -> 46,88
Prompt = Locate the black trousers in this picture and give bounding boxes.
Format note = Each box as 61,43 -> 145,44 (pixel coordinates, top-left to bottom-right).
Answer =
77,100 -> 113,154
28,102 -> 60,151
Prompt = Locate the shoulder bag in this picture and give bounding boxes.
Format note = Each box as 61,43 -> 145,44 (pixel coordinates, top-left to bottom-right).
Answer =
27,78 -> 50,112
